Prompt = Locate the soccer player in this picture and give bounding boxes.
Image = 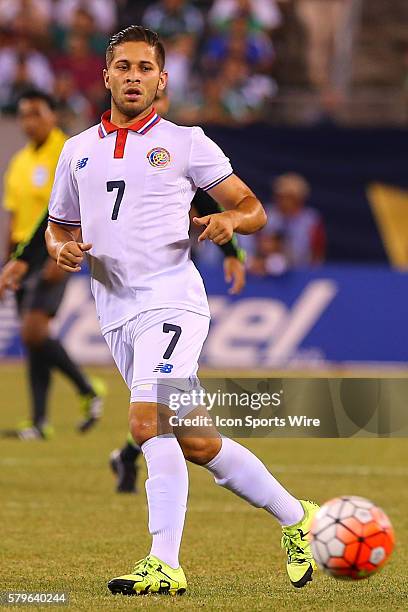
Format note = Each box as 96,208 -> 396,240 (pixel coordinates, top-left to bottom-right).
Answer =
45,26 -> 319,593
0,90 -> 105,439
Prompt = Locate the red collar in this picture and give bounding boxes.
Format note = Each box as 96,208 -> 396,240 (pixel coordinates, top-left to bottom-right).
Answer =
99,108 -> 160,137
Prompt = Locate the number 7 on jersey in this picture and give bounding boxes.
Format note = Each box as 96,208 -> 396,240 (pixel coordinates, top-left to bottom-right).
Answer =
107,180 -> 125,220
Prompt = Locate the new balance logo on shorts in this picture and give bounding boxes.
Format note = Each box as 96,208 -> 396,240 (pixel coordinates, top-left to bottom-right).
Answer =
153,363 -> 174,373
75,157 -> 89,171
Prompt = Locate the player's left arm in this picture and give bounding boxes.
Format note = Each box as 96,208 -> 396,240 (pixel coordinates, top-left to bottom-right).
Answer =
193,174 -> 267,246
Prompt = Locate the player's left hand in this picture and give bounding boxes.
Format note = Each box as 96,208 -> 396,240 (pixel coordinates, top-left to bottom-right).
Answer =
0,259 -> 29,299
193,211 -> 237,245
224,256 -> 246,295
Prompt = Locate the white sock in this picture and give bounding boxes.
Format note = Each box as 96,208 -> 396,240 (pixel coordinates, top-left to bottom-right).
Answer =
205,438 -> 304,526
142,435 -> 188,568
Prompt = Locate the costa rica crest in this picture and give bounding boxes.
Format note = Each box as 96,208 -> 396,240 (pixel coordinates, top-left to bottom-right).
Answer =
147,147 -> 171,168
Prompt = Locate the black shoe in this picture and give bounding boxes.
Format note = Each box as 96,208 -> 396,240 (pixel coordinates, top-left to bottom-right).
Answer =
109,449 -> 138,493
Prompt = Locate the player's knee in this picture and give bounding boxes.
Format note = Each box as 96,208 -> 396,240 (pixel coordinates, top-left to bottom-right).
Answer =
21,318 -> 49,347
22,330 -> 46,347
128,403 -> 159,446
129,416 -> 155,446
180,436 -> 221,465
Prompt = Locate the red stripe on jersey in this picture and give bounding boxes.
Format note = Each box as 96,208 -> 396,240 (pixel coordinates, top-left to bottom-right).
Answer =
114,129 -> 128,158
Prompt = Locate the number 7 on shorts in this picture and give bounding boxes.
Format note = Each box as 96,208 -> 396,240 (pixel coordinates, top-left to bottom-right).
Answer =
163,324 -> 182,359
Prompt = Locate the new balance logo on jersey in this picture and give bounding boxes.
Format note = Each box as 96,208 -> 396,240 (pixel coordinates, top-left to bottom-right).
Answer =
75,157 -> 89,171
153,363 -> 174,373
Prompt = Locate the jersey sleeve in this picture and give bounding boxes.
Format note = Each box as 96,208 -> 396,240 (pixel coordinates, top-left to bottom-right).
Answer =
48,141 -> 81,227
188,126 -> 233,191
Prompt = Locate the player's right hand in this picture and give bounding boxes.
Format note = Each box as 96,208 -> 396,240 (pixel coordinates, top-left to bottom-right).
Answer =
56,241 -> 92,272
0,259 -> 29,299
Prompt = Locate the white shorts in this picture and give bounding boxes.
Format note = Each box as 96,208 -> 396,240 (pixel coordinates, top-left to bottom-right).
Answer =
103,308 -> 210,404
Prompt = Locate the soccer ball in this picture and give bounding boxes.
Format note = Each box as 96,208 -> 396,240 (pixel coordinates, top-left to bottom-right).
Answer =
310,496 -> 395,580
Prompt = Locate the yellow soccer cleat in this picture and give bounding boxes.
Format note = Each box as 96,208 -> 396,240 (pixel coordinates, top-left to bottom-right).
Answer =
108,555 -> 187,596
17,421 -> 54,440
77,376 -> 107,433
281,499 -> 320,588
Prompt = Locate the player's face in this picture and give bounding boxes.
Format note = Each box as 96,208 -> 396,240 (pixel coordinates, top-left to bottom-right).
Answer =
18,99 -> 56,145
104,41 -> 167,121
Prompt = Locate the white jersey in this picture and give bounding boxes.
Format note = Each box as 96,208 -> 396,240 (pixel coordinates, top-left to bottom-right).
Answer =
48,109 -> 233,334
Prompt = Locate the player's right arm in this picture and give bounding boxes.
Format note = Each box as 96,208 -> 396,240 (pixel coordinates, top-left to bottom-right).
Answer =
45,139 -> 91,272
45,223 -> 91,273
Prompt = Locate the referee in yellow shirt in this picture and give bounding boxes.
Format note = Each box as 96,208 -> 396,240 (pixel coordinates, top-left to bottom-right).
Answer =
2,90 -> 105,440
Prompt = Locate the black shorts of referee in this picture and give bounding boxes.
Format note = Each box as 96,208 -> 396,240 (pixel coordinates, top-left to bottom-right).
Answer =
15,265 -> 68,317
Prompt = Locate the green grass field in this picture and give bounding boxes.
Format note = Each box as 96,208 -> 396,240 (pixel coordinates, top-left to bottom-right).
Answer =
0,364 -> 407,611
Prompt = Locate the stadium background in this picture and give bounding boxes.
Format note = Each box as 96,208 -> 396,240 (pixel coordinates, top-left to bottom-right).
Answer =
1,0 -> 408,370
0,1 -> 408,610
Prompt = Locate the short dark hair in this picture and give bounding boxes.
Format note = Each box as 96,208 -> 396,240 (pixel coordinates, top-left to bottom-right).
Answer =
18,89 -> 56,111
106,25 -> 165,71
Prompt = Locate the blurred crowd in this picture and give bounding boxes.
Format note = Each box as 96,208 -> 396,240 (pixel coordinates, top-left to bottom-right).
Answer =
246,172 -> 326,275
0,0 -> 358,131
193,170 -> 326,274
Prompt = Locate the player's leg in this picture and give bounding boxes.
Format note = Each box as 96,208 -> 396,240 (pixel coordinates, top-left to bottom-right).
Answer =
13,282 -> 51,438
178,430 -> 318,588
201,437 -> 318,588
109,432 -> 141,493
18,308 -> 53,438
21,266 -> 106,432
108,399 -> 188,595
129,400 -> 188,568
20,308 -> 104,431
180,432 -> 303,523
106,310 -> 210,596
